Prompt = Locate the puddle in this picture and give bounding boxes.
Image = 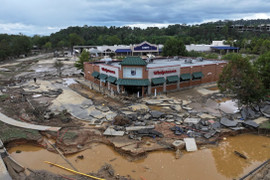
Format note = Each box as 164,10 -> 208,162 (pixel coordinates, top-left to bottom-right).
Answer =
207,86 -> 219,91
8,134 -> 270,180
219,100 -> 239,114
216,97 -> 231,103
148,105 -> 163,111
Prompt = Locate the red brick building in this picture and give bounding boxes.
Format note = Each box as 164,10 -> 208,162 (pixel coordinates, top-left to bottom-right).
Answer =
84,57 -> 227,96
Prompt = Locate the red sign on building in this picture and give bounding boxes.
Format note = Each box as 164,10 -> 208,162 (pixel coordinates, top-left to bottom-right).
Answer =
154,69 -> 177,75
101,67 -> 115,74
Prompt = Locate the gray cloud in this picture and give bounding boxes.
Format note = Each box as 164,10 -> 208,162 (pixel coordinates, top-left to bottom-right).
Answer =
0,0 -> 270,35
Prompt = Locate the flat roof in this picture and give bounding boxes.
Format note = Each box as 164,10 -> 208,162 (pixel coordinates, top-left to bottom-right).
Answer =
107,58 -> 226,68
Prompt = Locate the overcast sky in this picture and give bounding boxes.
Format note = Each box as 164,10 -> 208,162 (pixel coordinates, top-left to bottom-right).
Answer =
1,0 -> 270,36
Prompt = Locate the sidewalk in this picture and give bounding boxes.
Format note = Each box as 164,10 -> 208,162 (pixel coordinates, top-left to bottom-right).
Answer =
0,112 -> 61,132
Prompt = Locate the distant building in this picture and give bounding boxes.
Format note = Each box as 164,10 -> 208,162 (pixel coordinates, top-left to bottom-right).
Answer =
185,40 -> 239,53
84,56 -> 227,96
73,41 -> 163,57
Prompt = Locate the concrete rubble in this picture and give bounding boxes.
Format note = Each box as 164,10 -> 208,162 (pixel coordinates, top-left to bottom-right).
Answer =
184,138 -> 198,152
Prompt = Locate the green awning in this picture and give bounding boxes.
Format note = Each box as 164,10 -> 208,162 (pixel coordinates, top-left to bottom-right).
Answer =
107,76 -> 117,83
91,71 -> 99,78
180,73 -> 191,80
99,73 -> 108,80
192,72 -> 203,79
152,77 -> 165,85
120,56 -> 147,66
167,75 -> 179,83
116,79 -> 150,86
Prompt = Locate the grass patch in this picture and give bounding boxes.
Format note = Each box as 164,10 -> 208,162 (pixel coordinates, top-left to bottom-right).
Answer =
259,121 -> 270,129
62,131 -> 78,140
0,122 -> 41,143
0,94 -> 9,101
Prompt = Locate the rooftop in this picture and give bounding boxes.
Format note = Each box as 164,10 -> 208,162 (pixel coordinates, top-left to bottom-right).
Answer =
109,57 -> 226,68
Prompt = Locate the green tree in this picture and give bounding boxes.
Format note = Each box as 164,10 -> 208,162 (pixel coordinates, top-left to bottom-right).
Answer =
54,60 -> 64,77
75,50 -> 90,71
69,33 -> 84,47
162,38 -> 187,56
44,42 -> 52,51
218,54 -> 265,106
254,52 -> 270,92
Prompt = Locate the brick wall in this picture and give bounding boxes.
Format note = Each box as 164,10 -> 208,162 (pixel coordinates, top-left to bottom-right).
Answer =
167,84 -> 177,91
151,86 -> 163,94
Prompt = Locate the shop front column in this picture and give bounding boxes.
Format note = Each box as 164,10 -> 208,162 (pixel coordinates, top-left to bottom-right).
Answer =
117,84 -> 120,93
142,86 -> 145,97
177,79 -> 180,89
148,85 -> 151,95
108,82 -> 110,90
163,82 -> 166,92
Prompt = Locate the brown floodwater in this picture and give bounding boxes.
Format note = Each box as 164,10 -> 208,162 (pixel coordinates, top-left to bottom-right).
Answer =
8,134 -> 270,180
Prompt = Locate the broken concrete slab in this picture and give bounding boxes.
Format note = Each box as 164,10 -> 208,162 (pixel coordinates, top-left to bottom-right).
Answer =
212,122 -> 221,129
135,129 -> 164,138
96,105 -> 110,112
230,127 -> 245,131
89,108 -> 106,119
260,104 -> 270,118
242,120 -> 259,128
126,125 -> 155,132
182,100 -> 192,106
172,140 -> 185,149
150,110 -> 165,118
184,138 -> 198,152
144,99 -> 164,105
241,107 -> 260,119
198,113 -> 215,119
129,104 -> 149,112
103,127 -> 125,136
219,100 -> 239,114
184,118 -> 201,124
105,111 -> 117,121
182,106 -> 193,111
170,104 -> 182,112
204,130 -> 217,139
0,67 -> 11,72
220,117 -> 238,127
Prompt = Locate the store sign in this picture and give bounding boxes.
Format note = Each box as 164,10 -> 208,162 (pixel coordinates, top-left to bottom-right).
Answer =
101,67 -> 115,74
134,43 -> 157,51
123,67 -> 143,79
154,70 -> 177,75
148,66 -> 180,79
99,65 -> 119,78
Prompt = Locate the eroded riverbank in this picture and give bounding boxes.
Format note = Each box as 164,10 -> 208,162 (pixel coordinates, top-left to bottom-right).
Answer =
8,134 -> 270,180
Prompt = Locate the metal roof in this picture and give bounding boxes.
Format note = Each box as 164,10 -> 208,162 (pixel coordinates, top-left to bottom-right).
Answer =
211,46 -> 239,50
120,56 -> 147,66
115,49 -> 132,53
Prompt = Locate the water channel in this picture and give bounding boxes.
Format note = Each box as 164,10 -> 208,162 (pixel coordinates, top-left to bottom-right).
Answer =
8,134 -> 270,180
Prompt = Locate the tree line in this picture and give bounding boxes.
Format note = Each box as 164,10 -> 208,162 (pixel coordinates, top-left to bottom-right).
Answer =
2,19 -> 270,61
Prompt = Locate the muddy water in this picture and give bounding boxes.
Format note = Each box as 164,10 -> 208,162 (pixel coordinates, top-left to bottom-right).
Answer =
8,134 -> 270,180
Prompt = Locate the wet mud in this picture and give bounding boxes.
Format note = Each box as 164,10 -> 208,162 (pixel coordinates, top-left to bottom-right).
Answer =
8,134 -> 270,180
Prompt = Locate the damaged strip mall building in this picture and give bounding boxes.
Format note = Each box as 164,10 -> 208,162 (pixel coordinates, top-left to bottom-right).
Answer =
84,56 -> 227,96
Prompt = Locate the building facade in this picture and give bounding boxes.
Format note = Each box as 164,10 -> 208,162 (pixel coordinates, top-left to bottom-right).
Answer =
84,57 -> 227,96
74,41 -> 162,57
